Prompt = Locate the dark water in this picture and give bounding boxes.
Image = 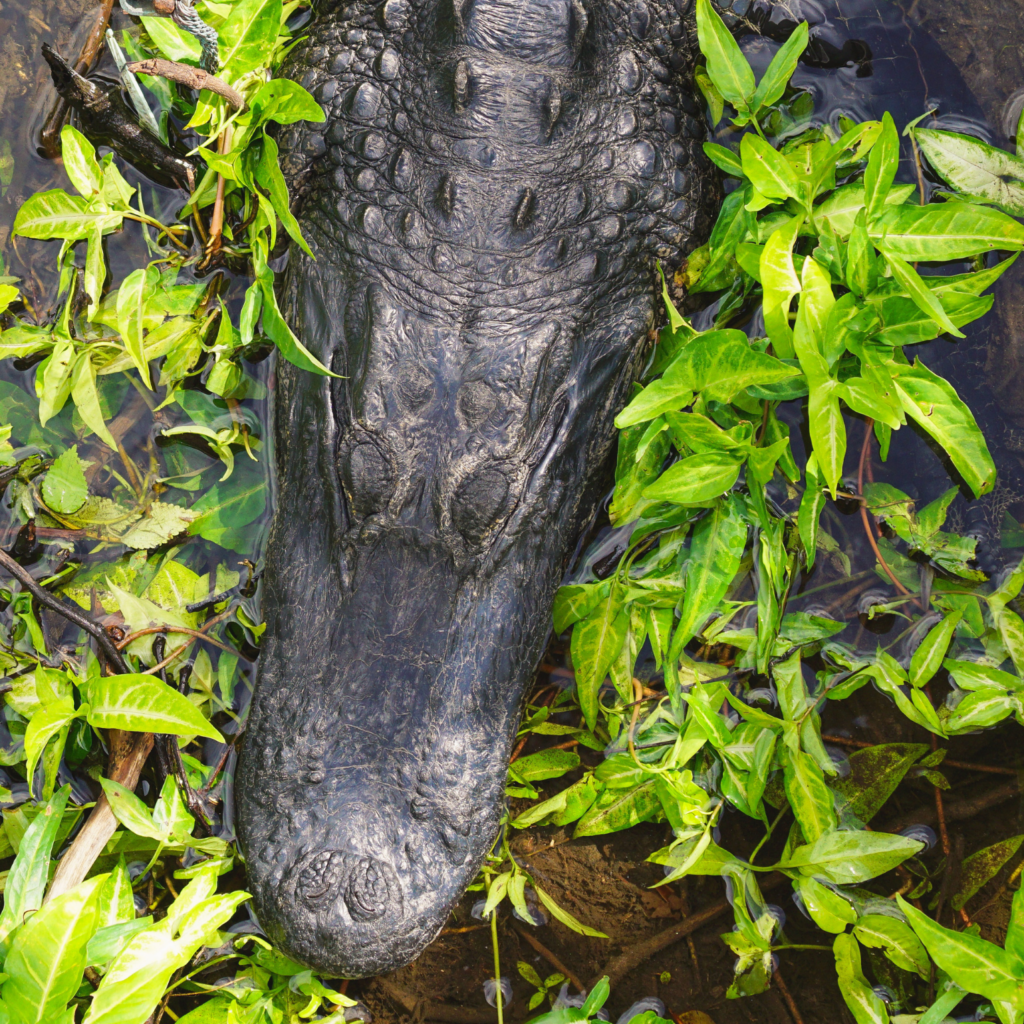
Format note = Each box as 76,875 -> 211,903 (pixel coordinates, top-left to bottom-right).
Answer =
2,0 -> 1024,1012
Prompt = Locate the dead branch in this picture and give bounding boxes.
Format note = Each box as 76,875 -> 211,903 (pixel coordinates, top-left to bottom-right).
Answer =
127,59 -> 246,110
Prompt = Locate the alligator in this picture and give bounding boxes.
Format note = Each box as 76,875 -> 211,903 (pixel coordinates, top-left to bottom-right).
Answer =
232,0 -> 719,978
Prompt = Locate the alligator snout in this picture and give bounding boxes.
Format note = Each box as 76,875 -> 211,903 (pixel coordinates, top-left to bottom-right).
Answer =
236,0 -> 717,977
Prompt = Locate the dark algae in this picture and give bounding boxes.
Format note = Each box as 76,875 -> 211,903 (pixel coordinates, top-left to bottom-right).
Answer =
4,0 -> 1024,1021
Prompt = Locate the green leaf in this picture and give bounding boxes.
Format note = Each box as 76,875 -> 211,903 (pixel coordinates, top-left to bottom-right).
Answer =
703,141 -> 744,178
248,79 -> 326,126
807,379 -> 845,498
60,125 -> 103,197
614,379 -> 694,429
662,330 -> 799,403
511,749 -> 581,783
642,450 -> 744,505
892,359 -> 995,497
1,874 -> 105,1023
951,835 -> 1024,911
871,200 -> 1024,261
782,746 -> 837,843
99,779 -> 169,843
898,895 -> 1024,1004
256,134 -> 313,257
13,189 -> 120,241
854,913 -> 930,978
798,455 -> 826,569
741,133 -> 802,203
115,267 -> 158,389
695,0 -> 755,109
533,883 -> 608,939
909,611 -> 962,688
574,777 -> 661,837
945,689 -> 1018,733
24,697 -> 81,798
511,775 -> 601,829
256,261 -> 336,378
71,353 -> 118,449
761,215 -> 804,358
816,181 -> 916,237
780,829 -> 924,883
218,0 -> 283,81
914,128 -> 1024,215
42,446 -> 88,514
187,460 -> 267,549
863,112 -> 900,222
881,251 -> 965,338
750,21 -> 809,114
87,675 -> 223,741
793,876 -> 856,934
834,933 -> 889,1024
1000,609 -> 1024,676
571,587 -> 628,731
0,786 -> 70,952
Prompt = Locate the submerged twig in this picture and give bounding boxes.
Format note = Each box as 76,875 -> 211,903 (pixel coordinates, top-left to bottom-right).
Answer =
0,548 -> 129,672
516,926 -> 585,994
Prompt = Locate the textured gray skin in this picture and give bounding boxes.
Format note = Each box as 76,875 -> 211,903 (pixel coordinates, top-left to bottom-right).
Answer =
234,0 -> 718,978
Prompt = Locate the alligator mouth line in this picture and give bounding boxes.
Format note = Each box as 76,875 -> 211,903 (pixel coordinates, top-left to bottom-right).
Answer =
234,0 -> 718,977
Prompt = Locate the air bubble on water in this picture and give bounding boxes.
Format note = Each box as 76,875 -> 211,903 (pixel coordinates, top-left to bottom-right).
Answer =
471,900 -> 492,921
133,893 -> 148,916
764,904 -> 786,931
344,1003 -> 373,1022
615,997 -> 666,1024
791,888 -> 810,919
483,977 -> 512,1008
800,604 -> 834,621
770,953 -> 779,974
745,687 -> 777,708
872,985 -> 896,1005
900,825 -> 937,850
552,984 -> 587,1010
826,748 -> 852,778
857,589 -> 891,615
127,860 -> 149,881
512,895 -> 547,926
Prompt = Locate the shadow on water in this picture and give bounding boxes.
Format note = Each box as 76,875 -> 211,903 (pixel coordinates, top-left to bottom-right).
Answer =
1,0 -> 1024,1018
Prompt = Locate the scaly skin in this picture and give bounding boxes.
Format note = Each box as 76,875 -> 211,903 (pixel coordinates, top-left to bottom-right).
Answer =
235,0 -> 717,977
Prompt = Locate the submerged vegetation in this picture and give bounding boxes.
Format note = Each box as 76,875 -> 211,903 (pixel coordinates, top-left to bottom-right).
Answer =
1,0 -> 1024,1020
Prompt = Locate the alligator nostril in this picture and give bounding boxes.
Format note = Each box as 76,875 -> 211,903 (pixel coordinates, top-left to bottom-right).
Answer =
345,857 -> 394,921
297,849 -> 347,905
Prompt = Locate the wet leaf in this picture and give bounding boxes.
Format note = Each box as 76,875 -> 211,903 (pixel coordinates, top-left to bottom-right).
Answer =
511,749 -> 581,783
854,913 -> 930,977
532,883 -> 608,939
914,128 -> 1024,215
893,360 -> 995,497
0,874 -> 105,1023
0,786 -> 70,952
793,876 -> 856,934
909,611 -> 963,687
642,451 -> 744,505
951,835 -> 1024,911
574,777 -> 661,837
86,675 -> 223,741
863,112 -> 900,222
898,895 -> 1024,1004
780,829 -> 924,883
672,494 -> 748,653
59,125 -> 103,197
834,933 -> 889,1024
750,21 -> 808,114
695,0 -> 754,110
572,585 -> 628,731
782,746 -> 837,843
42,446 -> 88,514
13,189 -> 120,241
741,134 -> 802,203
511,775 -> 601,829
870,201 -> 1024,261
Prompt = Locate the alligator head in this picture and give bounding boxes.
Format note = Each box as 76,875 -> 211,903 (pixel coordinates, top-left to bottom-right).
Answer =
235,0 -> 717,977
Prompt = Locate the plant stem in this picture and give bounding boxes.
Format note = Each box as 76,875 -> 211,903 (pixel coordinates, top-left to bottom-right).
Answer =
488,880 -> 504,1024
750,805 -> 789,865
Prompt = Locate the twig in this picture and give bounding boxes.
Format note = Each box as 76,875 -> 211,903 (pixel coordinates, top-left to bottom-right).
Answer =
592,874 -> 785,989
126,59 -> 246,111
884,779 -> 1019,832
516,927 -> 585,994
928,707 -> 951,859
0,549 -> 129,672
773,968 -> 806,1024
858,419 -> 913,599
205,125 -> 233,260
821,735 -> 1019,775
116,624 -> 235,654
40,0 -> 117,155
46,731 -> 155,902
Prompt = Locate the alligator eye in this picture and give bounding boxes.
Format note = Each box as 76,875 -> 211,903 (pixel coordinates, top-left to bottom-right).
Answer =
339,434 -> 395,518
451,467 -> 510,543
